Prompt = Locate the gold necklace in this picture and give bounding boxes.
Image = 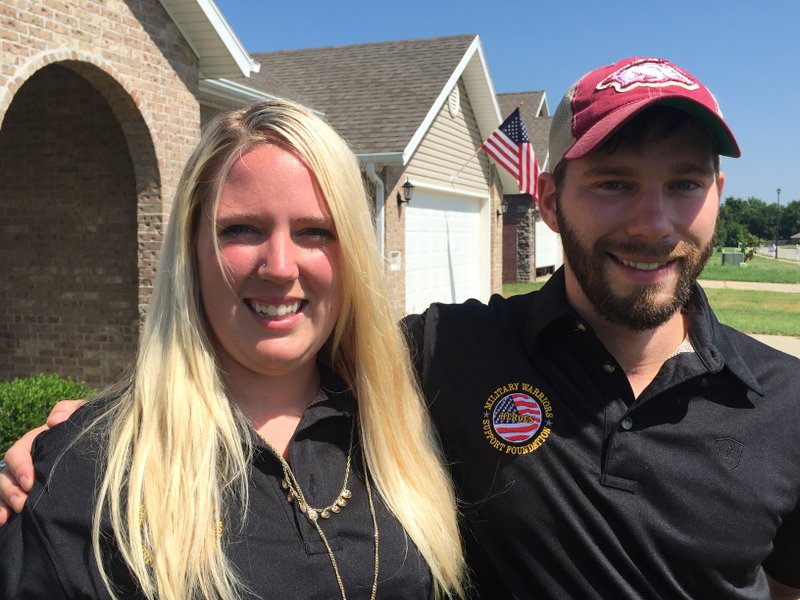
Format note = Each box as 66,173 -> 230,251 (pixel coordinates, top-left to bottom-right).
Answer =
261,415 -> 379,600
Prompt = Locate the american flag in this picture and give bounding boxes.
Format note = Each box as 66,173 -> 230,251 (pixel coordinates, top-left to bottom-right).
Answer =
482,108 -> 539,199
493,393 -> 542,443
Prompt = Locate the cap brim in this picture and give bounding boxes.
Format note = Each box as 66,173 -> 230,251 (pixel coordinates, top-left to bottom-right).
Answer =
563,97 -> 741,160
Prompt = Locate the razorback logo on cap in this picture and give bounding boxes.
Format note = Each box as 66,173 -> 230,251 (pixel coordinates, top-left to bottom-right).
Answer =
482,382 -> 553,455
597,58 -> 699,93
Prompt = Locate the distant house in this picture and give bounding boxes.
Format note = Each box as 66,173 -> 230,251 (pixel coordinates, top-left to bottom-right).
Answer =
221,35 -> 514,315
496,92 -> 562,283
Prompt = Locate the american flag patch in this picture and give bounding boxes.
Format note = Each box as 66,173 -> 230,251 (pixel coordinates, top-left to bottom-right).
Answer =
492,393 -> 543,444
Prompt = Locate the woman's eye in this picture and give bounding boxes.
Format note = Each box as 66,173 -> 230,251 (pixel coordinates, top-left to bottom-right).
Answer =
298,228 -> 336,242
218,224 -> 259,239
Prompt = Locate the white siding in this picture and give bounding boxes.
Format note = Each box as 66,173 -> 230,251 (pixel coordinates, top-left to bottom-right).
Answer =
405,80 -> 491,193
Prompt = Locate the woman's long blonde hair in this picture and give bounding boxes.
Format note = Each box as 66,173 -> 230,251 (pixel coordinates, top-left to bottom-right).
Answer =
88,99 -> 464,599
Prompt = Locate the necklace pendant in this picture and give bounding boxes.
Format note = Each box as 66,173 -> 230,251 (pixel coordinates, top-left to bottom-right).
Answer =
281,478 -> 289,490
298,500 -> 308,513
341,489 -> 352,499
306,508 -> 319,522
286,492 -> 294,503
335,497 -> 348,507
320,509 -> 331,519
330,505 -> 341,514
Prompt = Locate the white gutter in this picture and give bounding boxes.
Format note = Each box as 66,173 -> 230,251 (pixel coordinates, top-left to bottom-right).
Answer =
199,79 -> 276,108
364,162 -> 385,266
358,152 -> 404,165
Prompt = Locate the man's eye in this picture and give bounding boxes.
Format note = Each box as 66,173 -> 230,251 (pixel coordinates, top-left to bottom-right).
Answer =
598,181 -> 629,191
671,181 -> 701,191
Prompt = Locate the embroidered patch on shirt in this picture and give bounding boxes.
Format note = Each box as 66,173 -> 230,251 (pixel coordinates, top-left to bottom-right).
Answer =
714,437 -> 743,470
482,382 -> 554,455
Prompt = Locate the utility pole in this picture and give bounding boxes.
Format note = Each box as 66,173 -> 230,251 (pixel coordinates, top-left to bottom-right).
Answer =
775,188 -> 781,259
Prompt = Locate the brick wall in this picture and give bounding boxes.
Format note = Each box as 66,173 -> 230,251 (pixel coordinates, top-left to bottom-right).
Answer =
501,194 -> 537,284
0,0 -> 201,387
382,165 -> 406,319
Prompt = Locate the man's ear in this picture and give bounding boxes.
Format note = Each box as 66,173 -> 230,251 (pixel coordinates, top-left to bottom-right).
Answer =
537,172 -> 560,234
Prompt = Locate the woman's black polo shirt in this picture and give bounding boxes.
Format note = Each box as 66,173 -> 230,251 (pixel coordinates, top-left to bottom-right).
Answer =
0,374 -> 431,599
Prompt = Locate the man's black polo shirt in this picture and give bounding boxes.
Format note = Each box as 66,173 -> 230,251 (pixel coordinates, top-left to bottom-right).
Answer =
406,268 -> 800,599
0,370 -> 431,599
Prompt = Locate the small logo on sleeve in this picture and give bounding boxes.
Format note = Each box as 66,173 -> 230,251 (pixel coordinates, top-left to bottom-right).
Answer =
482,382 -> 553,455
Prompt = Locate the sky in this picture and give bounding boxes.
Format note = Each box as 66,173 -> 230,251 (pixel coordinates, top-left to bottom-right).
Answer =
214,0 -> 799,206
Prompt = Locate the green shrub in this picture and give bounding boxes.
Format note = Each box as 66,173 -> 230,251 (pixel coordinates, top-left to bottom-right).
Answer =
0,374 -> 90,455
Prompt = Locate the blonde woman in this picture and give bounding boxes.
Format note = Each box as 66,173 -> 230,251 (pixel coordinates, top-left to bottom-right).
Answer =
0,100 -> 464,599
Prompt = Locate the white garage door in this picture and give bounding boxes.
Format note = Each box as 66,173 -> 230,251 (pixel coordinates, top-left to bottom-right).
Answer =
405,191 -> 484,314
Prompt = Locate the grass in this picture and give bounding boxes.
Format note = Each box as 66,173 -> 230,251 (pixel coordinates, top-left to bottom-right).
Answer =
705,289 -> 800,336
699,251 -> 800,283
502,281 -> 546,296
503,252 -> 800,336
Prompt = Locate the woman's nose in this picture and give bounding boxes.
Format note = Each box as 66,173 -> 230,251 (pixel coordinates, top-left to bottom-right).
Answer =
255,235 -> 299,282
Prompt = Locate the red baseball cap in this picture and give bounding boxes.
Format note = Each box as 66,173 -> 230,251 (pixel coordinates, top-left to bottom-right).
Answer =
549,57 -> 741,169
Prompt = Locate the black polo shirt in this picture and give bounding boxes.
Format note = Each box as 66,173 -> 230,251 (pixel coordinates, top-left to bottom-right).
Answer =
406,268 -> 800,599
0,370 -> 431,599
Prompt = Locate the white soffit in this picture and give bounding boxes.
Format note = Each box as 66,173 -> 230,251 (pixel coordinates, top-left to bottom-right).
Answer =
159,0 -> 260,79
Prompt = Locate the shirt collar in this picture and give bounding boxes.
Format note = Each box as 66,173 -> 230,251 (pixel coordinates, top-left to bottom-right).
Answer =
524,267 -> 763,395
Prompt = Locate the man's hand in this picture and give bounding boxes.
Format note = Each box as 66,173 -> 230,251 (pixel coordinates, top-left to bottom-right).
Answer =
0,399 -> 83,525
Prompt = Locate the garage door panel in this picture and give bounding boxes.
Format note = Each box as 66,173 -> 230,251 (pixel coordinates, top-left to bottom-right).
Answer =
405,192 -> 482,314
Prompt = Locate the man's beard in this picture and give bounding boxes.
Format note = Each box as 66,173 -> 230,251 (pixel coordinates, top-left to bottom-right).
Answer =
557,206 -> 713,332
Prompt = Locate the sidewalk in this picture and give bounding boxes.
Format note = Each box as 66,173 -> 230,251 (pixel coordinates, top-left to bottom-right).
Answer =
698,279 -> 800,293
698,279 -> 800,358
748,334 -> 800,359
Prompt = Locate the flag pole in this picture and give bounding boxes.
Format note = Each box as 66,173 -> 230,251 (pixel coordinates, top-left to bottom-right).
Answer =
450,102 -> 526,183
449,144 -> 485,182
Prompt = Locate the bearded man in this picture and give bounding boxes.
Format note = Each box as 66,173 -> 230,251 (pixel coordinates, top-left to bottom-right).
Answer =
408,57 -> 800,599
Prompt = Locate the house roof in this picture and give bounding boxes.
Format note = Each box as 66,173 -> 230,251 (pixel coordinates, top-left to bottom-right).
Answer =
228,36 -> 506,163
159,0 -> 259,78
497,91 -> 551,170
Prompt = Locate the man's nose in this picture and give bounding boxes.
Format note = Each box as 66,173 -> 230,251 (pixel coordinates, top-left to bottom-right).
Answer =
625,186 -> 674,240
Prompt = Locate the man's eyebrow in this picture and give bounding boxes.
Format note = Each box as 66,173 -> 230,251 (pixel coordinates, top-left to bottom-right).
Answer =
671,162 -> 716,177
581,165 -> 638,178
580,162 -> 715,178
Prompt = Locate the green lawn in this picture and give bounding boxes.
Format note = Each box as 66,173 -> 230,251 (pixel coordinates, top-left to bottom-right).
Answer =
705,288 -> 800,336
503,252 -> 800,336
699,251 -> 800,283
502,281 -> 546,296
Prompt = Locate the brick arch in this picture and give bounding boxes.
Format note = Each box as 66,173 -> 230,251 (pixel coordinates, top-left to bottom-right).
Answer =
0,50 -> 162,311
0,56 -> 161,387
